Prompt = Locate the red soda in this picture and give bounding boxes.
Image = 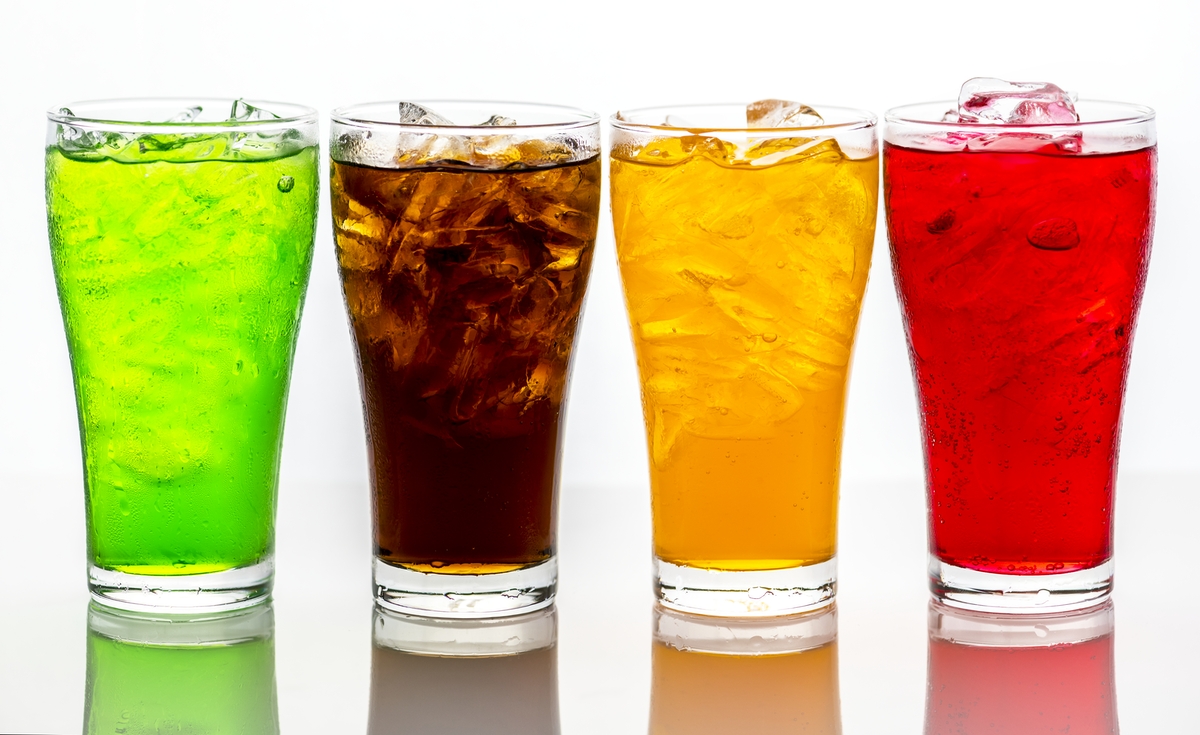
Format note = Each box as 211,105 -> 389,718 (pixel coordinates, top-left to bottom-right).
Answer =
885,141 -> 1156,575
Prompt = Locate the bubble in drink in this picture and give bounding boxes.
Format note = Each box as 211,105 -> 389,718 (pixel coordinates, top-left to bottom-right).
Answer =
956,77 -> 1080,124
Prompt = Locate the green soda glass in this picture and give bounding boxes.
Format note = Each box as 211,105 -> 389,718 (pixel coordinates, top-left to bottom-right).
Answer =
84,602 -> 279,734
45,99 -> 318,611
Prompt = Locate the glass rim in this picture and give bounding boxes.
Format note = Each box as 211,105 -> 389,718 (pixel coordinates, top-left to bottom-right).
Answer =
46,97 -> 318,129
886,99 -> 1156,129
330,100 -> 601,132
609,103 -> 877,134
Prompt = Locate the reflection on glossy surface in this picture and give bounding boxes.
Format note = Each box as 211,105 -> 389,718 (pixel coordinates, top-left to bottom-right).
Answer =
368,604 -> 559,735
925,600 -> 1117,734
650,604 -> 841,735
84,602 -> 278,734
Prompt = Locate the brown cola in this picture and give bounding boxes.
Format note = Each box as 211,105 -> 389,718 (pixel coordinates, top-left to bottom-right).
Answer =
331,156 -> 600,571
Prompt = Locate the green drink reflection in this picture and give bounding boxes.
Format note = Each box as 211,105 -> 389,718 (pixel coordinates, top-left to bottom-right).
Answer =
84,602 -> 279,734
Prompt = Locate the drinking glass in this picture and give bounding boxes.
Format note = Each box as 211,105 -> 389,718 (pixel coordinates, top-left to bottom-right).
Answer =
46,99 -> 319,611
329,101 -> 600,617
885,101 -> 1156,611
610,103 -> 878,615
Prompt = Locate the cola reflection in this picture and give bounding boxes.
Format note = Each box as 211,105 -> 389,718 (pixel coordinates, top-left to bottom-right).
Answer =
84,602 -> 279,734
925,601 -> 1117,734
650,604 -> 841,735
369,605 -> 559,735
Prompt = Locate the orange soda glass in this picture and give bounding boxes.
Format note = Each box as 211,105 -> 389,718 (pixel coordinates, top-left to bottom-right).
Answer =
610,103 -> 878,615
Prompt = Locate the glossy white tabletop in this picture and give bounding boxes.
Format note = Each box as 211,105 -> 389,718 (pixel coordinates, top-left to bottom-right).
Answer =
1,472 -> 1195,733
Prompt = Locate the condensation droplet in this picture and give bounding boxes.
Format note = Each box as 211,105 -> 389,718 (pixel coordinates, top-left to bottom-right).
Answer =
277,175 -> 295,193
762,333 -> 778,343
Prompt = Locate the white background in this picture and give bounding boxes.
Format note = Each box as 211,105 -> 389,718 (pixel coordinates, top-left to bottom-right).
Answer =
1,1 -> 1198,732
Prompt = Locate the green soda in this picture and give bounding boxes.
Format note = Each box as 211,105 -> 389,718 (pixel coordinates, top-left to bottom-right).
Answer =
84,603 -> 279,734
45,101 -> 317,584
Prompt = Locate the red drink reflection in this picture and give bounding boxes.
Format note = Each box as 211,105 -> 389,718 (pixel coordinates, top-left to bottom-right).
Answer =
925,602 -> 1117,734
886,142 -> 1155,575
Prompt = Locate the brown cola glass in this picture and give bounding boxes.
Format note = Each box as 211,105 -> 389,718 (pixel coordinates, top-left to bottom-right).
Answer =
330,101 -> 600,617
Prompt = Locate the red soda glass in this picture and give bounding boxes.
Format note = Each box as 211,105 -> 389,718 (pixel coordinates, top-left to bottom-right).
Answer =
884,100 -> 1157,611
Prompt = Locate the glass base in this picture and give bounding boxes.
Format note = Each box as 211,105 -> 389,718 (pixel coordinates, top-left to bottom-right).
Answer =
89,558 -> 273,613
929,557 -> 1113,614
374,557 -> 556,619
654,557 -> 836,617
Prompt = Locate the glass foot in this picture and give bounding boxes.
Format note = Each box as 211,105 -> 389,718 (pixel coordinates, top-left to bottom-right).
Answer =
374,557 -> 556,619
655,557 -> 836,617
929,557 -> 1113,614
89,558 -> 273,613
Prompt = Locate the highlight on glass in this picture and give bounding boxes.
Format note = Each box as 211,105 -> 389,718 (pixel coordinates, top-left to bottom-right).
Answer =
45,99 -> 319,611
610,101 -> 879,616
329,101 -> 601,617
884,79 -> 1157,612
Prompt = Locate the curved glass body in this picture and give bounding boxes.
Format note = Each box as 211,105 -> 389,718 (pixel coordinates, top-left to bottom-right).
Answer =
610,103 -> 878,615
884,100 -> 1157,612
45,98 -> 318,611
330,101 -> 601,617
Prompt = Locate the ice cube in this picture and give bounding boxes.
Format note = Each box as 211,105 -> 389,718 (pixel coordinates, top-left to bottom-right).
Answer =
397,101 -> 454,125
479,114 -> 516,126
957,77 -> 1079,124
168,106 -> 203,123
228,99 -> 280,121
746,99 -> 824,128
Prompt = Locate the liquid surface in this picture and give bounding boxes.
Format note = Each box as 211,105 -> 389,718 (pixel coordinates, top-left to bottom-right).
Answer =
885,143 -> 1156,574
47,147 -> 318,574
331,158 -> 600,568
611,137 -> 877,570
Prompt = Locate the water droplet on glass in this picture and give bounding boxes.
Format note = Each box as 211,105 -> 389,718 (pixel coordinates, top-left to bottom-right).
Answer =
775,260 -> 785,268
1034,624 -> 1050,637
762,333 -> 778,343
277,175 -> 295,193
430,560 -> 446,568
1034,589 -> 1052,604
234,360 -> 244,374
1027,217 -> 1079,250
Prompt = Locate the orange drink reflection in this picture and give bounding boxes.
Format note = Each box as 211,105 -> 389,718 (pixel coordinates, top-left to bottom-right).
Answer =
650,604 -> 841,734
